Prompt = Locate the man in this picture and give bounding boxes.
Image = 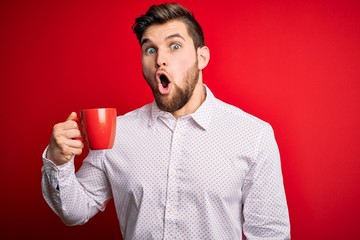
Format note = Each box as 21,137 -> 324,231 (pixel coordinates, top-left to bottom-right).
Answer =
42,3 -> 290,239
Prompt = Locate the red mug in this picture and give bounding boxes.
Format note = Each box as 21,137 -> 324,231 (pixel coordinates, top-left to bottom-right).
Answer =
78,108 -> 117,150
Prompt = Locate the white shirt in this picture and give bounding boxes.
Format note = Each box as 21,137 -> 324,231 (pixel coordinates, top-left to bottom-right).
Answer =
42,86 -> 290,239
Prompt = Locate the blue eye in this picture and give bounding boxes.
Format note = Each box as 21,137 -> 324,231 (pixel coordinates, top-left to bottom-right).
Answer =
171,44 -> 181,50
145,47 -> 156,54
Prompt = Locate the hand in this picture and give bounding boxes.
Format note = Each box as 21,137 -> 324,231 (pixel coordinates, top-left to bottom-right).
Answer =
46,112 -> 84,165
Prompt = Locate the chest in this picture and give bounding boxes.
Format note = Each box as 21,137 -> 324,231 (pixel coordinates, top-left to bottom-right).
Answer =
105,122 -> 254,203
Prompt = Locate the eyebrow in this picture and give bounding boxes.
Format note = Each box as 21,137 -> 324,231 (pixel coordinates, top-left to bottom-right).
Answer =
141,33 -> 186,46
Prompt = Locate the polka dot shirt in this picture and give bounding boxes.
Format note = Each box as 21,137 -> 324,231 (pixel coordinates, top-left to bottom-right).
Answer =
42,86 -> 290,239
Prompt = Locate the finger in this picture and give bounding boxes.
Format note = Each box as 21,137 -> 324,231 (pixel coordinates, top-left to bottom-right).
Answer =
54,134 -> 84,150
71,147 -> 83,156
63,128 -> 82,139
59,118 -> 79,131
66,112 -> 78,121
64,153 -> 74,161
67,138 -> 85,149
61,112 -> 79,130
59,142 -> 83,158
52,123 -> 78,142
65,144 -> 83,157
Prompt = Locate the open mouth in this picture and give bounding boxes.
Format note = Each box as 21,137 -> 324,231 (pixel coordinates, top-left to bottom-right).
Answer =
156,72 -> 172,95
160,74 -> 170,88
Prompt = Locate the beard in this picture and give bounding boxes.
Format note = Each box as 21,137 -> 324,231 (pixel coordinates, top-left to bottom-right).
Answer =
148,61 -> 200,113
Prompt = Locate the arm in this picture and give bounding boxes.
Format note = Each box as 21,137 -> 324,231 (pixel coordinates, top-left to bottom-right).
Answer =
242,124 -> 290,239
41,113 -> 111,225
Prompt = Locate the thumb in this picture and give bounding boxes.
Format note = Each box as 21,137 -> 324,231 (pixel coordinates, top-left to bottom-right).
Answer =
66,112 -> 78,121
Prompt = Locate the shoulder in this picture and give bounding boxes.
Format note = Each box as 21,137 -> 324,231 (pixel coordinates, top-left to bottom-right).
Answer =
207,95 -> 277,161
212,97 -> 270,130
117,103 -> 152,126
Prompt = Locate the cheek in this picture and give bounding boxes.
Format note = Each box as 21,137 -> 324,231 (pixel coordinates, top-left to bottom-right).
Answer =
142,58 -> 153,78
173,55 -> 196,77
142,67 -> 152,82
142,66 -> 156,88
179,50 -> 197,68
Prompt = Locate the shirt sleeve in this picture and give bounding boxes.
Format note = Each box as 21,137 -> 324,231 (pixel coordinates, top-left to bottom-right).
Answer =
41,147 -> 112,226
242,124 -> 291,239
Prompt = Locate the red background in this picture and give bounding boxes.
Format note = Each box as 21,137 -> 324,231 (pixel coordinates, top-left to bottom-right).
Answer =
1,0 -> 359,239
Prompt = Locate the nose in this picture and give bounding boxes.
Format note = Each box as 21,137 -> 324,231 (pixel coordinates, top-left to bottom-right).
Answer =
155,49 -> 167,68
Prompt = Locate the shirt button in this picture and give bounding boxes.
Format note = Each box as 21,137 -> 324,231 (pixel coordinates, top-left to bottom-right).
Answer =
169,168 -> 177,177
167,206 -> 174,214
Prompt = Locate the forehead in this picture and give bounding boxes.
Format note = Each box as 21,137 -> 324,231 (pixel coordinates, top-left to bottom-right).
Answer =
141,20 -> 190,44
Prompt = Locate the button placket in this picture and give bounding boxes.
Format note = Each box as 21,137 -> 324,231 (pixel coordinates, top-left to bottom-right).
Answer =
164,119 -> 185,236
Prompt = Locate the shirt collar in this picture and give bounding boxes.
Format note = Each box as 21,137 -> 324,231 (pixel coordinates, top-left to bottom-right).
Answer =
148,85 -> 215,130
190,85 -> 214,130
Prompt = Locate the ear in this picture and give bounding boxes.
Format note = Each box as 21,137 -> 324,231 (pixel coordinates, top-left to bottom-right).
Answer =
197,46 -> 210,70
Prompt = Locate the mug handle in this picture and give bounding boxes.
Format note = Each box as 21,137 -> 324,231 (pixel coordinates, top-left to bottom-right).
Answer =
73,117 -> 84,142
